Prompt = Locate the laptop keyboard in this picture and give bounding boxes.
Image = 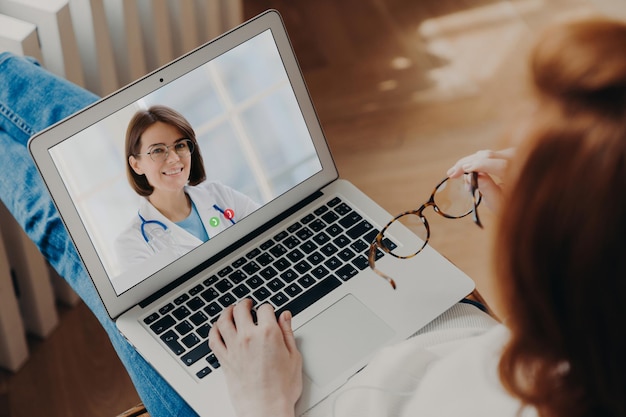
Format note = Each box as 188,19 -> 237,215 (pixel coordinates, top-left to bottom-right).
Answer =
141,196 -> 394,380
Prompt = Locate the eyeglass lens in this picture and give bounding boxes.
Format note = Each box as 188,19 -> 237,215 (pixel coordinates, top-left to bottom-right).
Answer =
148,139 -> 194,162
378,175 -> 478,258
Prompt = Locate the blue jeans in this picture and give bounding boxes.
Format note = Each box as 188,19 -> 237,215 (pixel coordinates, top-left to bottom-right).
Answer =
0,52 -> 197,417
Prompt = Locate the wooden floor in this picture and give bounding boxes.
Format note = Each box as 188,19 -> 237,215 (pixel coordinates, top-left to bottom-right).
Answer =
0,0 -> 616,416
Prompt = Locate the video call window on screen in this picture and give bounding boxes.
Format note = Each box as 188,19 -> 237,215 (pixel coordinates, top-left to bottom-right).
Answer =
50,30 -> 322,294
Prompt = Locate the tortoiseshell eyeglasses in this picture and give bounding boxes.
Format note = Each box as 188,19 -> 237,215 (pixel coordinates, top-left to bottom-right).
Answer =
368,172 -> 482,289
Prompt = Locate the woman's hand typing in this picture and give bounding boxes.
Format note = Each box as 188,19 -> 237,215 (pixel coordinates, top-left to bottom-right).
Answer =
209,299 -> 303,417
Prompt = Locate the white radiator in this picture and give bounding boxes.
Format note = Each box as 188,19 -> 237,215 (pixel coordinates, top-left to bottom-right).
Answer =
0,0 -> 243,372
0,0 -> 244,95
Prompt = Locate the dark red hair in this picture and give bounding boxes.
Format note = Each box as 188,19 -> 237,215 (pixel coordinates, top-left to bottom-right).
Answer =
495,18 -> 626,417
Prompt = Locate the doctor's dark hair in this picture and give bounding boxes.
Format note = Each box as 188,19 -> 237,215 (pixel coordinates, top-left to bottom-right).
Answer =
125,105 -> 206,196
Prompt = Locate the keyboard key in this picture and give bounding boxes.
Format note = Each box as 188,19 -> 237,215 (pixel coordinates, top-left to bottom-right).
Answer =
215,279 -> 233,293
181,342 -> 211,366
246,275 -> 263,289
203,275 -> 218,286
175,320 -> 193,336
186,297 -> 205,311
352,255 -> 370,270
338,248 -> 356,261
321,211 -> 339,224
280,269 -> 298,283
285,283 -> 303,297
143,312 -> 159,325
158,303 -> 174,315
229,270 -> 247,284
333,234 -> 351,248
197,323 -> 211,339
182,332 -> 200,348
161,330 -> 185,355
207,353 -> 220,368
204,302 -> 222,317
351,239 -> 369,253
246,247 -> 261,259
218,293 -> 236,308
190,311 -> 208,326
296,227 -> 314,240
253,287 -> 271,302
242,260 -> 261,275
312,232 -> 331,245
270,291 -> 289,307
188,284 -> 204,296
196,367 -> 212,379
172,306 -> 191,320
268,278 -> 285,292
336,264 -> 359,281
339,212 -> 362,228
314,205 -> 329,216
298,274 -> 316,288
232,257 -> 246,268
232,283 -> 251,298
270,243 -> 287,258
301,213 -> 315,224
218,265 -> 233,277
311,265 -> 330,280
347,220 -> 374,240
294,260 -> 312,274
256,253 -> 274,266
307,252 -> 324,265
273,230 -> 288,241
326,224 -> 343,237
327,197 -> 341,207
275,276 -> 342,318
308,219 -> 325,233
273,258 -> 291,271
260,239 -> 274,250
200,287 -> 219,303
150,315 -> 176,335
174,294 -> 190,305
287,222 -> 302,233
286,248 -> 304,262
320,243 -> 338,256
260,266 -> 278,280
334,203 -> 352,216
283,236 -> 300,249
300,240 -> 317,254
324,256 -> 342,270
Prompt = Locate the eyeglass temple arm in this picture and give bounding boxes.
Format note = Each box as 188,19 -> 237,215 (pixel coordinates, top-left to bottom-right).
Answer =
368,243 -> 398,290
470,172 -> 483,229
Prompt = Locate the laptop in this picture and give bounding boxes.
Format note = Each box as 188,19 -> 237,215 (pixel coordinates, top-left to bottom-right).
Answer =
29,9 -> 474,416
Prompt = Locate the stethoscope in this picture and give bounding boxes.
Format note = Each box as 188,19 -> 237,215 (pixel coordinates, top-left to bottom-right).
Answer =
138,204 -> 235,243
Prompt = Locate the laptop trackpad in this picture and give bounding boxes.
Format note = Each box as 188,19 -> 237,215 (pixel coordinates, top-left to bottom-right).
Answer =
294,294 -> 395,386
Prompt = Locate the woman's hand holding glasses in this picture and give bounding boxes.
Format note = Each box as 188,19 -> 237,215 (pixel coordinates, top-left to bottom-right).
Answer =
446,148 -> 515,214
369,148 -> 515,289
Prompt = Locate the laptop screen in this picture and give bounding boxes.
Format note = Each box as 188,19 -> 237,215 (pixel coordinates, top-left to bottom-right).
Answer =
47,29 -> 323,296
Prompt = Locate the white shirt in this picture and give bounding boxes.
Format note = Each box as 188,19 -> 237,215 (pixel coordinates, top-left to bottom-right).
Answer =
305,303 -> 537,417
115,181 -> 259,270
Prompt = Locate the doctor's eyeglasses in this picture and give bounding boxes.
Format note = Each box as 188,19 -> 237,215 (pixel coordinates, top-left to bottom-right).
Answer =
136,138 -> 195,162
369,172 -> 482,289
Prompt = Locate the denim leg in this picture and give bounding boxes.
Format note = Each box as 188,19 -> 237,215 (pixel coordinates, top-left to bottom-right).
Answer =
0,52 -> 197,417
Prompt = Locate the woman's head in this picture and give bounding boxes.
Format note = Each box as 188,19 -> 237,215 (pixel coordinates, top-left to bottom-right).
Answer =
126,105 -> 206,196
495,18 -> 626,416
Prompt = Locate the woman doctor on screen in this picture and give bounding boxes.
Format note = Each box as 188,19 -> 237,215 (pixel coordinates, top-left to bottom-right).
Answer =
115,105 -> 259,269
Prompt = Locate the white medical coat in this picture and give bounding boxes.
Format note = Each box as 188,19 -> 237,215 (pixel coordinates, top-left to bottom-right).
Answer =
115,181 -> 259,270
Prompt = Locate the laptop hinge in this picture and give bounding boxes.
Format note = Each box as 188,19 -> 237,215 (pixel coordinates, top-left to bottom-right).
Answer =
139,190 -> 324,308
